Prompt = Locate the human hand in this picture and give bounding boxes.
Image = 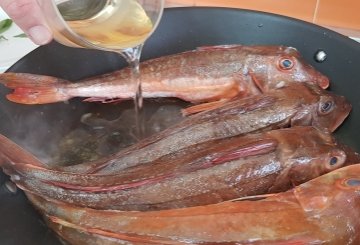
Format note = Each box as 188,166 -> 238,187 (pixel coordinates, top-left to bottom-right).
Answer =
0,0 -> 52,45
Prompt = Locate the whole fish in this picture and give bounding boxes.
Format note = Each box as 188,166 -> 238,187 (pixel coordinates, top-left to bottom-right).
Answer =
27,164 -> 360,244
55,81 -> 350,174
1,126 -> 354,210
0,45 -> 329,106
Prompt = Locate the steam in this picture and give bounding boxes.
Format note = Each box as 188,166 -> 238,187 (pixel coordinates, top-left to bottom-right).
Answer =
0,98 -> 187,168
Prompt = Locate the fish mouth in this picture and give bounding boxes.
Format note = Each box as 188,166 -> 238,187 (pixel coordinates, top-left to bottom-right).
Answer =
330,102 -> 352,132
337,143 -> 360,166
316,76 -> 330,89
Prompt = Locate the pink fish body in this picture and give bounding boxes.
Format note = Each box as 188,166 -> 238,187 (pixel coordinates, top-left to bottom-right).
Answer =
1,126 -> 355,211
0,45 -> 329,105
59,81 -> 351,174
25,164 -> 360,244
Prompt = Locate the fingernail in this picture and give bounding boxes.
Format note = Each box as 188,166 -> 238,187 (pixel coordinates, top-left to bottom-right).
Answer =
28,25 -> 52,45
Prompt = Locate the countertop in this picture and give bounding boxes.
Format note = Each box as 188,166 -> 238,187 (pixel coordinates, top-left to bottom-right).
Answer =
0,8 -> 38,73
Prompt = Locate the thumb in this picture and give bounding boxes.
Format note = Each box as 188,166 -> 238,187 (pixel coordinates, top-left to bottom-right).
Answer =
0,0 -> 52,45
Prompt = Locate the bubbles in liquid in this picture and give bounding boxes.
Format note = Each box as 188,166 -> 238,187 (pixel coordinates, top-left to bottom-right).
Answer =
51,99 -> 187,166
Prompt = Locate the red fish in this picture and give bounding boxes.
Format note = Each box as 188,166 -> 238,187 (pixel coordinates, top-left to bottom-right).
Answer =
25,164 -> 360,244
55,81 -> 350,174
0,45 -> 329,106
1,126 -> 354,210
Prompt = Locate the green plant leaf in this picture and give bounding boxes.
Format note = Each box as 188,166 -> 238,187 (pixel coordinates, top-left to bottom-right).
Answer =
0,19 -> 13,34
0,35 -> 8,41
14,33 -> 27,38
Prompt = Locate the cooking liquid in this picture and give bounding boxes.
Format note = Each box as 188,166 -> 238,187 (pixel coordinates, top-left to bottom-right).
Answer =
59,0 -> 157,139
65,0 -> 153,49
51,99 -> 187,167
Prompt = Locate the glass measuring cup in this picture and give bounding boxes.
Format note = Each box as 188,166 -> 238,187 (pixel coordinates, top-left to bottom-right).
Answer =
37,0 -> 164,52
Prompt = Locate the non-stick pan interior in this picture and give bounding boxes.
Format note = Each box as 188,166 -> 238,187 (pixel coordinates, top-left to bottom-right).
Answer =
0,7 -> 359,244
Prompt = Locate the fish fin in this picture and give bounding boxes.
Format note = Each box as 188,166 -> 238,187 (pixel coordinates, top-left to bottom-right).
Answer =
290,110 -> 313,127
204,139 -> 278,167
0,134 -> 45,167
230,193 -> 278,202
268,166 -> 294,193
6,87 -> 71,104
0,73 -> 71,104
181,99 -> 230,116
83,97 -> 125,104
248,69 -> 267,93
182,95 -> 277,116
0,73 -> 64,85
196,44 -> 242,51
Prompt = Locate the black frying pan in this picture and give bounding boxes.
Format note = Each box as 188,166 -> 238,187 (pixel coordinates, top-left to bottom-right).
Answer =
0,7 -> 360,244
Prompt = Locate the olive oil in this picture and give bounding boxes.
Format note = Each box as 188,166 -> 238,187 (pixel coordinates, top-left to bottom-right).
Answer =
65,0 -> 153,49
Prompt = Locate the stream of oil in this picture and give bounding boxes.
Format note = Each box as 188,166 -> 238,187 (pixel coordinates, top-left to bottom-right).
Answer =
122,44 -> 146,140
60,0 -> 160,140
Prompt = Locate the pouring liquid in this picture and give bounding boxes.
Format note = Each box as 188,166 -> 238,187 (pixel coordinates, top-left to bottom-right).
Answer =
58,0 -> 157,139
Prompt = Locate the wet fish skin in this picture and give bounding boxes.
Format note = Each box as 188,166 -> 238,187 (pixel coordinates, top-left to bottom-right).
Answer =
27,164 -> 360,244
43,216 -> 127,245
2,126 -> 356,211
59,82 -> 351,174
0,45 -> 329,105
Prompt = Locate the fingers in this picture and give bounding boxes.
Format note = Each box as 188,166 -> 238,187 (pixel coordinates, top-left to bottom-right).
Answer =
0,0 -> 52,45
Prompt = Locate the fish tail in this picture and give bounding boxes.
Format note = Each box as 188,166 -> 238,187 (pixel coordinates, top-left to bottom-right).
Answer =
0,73 -> 72,104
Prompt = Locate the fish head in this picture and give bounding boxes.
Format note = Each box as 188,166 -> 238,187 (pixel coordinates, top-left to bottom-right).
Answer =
293,164 -> 360,233
247,46 -> 330,91
288,146 -> 347,187
286,83 -> 351,132
311,86 -> 352,132
334,165 -> 360,193
269,127 -> 346,193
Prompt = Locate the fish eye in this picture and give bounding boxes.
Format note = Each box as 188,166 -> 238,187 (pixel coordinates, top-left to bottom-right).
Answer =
319,100 -> 334,114
279,58 -> 294,70
345,178 -> 360,187
326,149 -> 346,170
329,156 -> 338,166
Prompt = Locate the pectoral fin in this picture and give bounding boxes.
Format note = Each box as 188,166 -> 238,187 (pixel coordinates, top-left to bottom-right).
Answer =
201,139 -> 278,168
249,69 -> 267,93
83,97 -> 125,104
181,99 -> 230,116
